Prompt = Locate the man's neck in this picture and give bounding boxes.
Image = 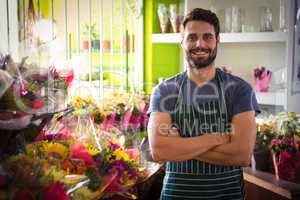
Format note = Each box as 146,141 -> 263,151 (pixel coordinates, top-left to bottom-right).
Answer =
187,65 -> 216,86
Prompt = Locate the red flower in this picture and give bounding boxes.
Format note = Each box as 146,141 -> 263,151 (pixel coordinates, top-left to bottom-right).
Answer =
42,182 -> 69,200
32,98 -> 44,109
64,69 -> 74,87
71,142 -> 95,166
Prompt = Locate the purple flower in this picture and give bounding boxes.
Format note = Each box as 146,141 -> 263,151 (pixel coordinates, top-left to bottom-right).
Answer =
128,168 -> 137,179
108,141 -> 120,151
110,160 -> 126,178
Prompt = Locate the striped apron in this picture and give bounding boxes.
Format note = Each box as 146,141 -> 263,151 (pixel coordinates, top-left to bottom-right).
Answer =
161,69 -> 245,200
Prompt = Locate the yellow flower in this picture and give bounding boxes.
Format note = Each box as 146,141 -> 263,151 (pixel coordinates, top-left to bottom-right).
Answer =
123,178 -> 136,186
41,142 -> 69,159
114,149 -> 130,161
84,144 -> 100,156
26,143 -> 37,155
71,96 -> 96,108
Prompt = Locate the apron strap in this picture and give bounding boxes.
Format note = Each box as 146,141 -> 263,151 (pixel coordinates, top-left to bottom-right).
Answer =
174,68 -> 228,131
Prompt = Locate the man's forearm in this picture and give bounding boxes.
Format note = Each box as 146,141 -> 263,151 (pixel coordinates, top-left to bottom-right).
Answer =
196,148 -> 243,166
195,142 -> 252,167
150,134 -> 229,162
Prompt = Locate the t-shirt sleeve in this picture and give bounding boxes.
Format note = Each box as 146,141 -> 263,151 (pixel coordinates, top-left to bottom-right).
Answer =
232,81 -> 261,116
147,82 -> 177,115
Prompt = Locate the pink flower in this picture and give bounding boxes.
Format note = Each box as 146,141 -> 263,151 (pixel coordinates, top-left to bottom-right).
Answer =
120,109 -> 132,131
140,109 -> 149,129
125,148 -> 140,163
49,65 -> 59,77
42,182 -> 69,200
278,151 -> 297,181
71,142 -> 95,166
103,112 -> 116,129
129,114 -> 141,130
35,127 -> 73,141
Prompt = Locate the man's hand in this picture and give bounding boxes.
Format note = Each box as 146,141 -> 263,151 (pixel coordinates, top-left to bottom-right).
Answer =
195,111 -> 256,167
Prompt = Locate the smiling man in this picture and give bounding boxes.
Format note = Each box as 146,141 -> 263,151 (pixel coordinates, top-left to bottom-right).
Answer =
148,8 -> 260,200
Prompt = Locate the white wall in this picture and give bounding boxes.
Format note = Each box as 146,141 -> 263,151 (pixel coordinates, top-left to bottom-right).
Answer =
0,0 -> 9,54
0,0 -> 19,59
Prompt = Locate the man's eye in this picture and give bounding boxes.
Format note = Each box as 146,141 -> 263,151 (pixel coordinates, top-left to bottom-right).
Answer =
203,34 -> 214,40
187,35 -> 197,41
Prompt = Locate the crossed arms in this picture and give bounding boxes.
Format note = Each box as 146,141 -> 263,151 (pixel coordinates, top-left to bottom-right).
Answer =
147,111 -> 256,167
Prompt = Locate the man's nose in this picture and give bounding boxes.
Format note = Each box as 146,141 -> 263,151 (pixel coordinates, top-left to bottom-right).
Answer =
195,37 -> 204,47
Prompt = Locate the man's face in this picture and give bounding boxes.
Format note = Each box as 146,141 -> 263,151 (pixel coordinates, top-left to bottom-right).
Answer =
181,20 -> 219,69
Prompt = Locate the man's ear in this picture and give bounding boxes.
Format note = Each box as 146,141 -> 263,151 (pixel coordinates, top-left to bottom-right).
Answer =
180,32 -> 184,48
216,35 -> 220,44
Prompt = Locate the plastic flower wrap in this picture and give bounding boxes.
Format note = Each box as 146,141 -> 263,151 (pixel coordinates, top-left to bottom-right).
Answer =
157,3 -> 170,33
169,4 -> 183,33
0,54 -> 73,161
0,54 -> 73,130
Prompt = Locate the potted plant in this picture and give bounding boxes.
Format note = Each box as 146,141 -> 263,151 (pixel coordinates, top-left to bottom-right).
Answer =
82,23 -> 100,50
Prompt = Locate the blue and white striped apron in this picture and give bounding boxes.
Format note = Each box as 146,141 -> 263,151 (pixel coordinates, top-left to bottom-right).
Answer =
161,69 -> 245,200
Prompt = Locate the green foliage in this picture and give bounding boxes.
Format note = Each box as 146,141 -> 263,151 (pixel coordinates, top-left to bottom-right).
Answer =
255,131 -> 276,152
85,167 -> 101,191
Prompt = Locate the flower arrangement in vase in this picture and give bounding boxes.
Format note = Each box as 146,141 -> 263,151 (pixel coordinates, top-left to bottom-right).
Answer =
253,67 -> 272,92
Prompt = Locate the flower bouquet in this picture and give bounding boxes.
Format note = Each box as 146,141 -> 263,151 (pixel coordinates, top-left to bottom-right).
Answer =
0,133 -> 143,199
37,95 -> 160,199
253,67 -> 272,92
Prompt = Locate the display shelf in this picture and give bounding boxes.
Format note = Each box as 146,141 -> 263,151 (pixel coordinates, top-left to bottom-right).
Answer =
243,167 -> 300,199
152,32 -> 288,43
255,91 -> 286,107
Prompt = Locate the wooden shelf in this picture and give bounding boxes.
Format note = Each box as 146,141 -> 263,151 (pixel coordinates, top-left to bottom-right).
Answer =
152,32 -> 288,43
243,168 -> 300,199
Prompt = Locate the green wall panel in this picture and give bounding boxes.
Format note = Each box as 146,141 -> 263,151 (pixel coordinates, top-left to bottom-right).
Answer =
144,0 -> 181,94
152,44 -> 180,84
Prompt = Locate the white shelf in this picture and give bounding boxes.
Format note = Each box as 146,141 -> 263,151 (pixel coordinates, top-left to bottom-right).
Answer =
255,91 -> 286,107
152,32 -> 288,44
152,33 -> 182,43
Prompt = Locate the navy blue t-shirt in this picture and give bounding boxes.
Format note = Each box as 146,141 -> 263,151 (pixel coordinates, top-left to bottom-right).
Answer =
149,69 -> 260,122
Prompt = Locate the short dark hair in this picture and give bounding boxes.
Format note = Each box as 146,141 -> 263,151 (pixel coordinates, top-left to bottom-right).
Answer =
182,8 -> 220,38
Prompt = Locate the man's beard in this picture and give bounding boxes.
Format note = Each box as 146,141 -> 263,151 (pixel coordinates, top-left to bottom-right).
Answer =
186,47 -> 217,69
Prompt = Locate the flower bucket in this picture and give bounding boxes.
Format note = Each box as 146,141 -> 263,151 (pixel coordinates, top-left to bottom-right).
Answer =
253,150 -> 272,172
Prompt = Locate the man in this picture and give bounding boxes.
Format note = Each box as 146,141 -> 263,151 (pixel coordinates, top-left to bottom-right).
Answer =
147,8 -> 260,200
